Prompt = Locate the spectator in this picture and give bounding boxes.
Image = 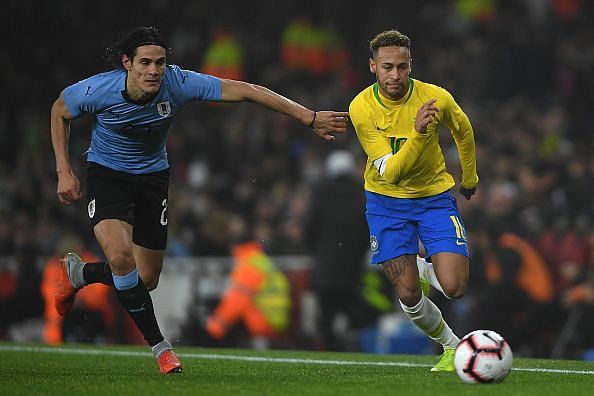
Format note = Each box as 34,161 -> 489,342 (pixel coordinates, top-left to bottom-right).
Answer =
468,220 -> 561,357
201,28 -> 245,80
304,150 -> 370,351
0,239 -> 43,340
205,216 -> 291,345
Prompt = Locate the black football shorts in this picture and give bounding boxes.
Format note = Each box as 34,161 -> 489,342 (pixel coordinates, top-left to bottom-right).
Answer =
85,162 -> 170,250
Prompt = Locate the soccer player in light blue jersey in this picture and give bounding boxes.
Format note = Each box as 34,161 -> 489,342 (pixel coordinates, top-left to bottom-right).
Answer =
50,26 -> 349,374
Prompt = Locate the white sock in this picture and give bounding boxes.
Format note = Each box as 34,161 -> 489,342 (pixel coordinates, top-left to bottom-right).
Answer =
152,339 -> 172,359
400,295 -> 459,348
416,256 -> 445,295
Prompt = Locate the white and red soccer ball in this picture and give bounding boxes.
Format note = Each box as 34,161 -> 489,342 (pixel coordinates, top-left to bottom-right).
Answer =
454,330 -> 513,384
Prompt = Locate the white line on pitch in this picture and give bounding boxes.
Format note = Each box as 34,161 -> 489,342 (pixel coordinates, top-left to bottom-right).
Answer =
1,345 -> 593,376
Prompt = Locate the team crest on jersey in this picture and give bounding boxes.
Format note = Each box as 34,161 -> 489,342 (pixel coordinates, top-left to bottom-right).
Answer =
88,199 -> 95,219
370,236 -> 379,254
157,101 -> 171,117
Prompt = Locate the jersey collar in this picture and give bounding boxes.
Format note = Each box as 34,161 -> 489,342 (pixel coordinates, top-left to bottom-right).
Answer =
121,75 -> 159,105
373,79 -> 414,109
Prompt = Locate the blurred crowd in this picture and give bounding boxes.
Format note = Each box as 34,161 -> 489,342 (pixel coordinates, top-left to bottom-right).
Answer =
1,0 -> 592,358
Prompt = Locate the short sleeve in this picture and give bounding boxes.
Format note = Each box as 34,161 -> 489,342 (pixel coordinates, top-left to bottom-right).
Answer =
168,65 -> 222,104
62,79 -> 98,118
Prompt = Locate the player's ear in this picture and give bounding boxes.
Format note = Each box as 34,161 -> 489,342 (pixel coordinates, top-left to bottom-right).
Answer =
369,58 -> 376,74
122,55 -> 132,71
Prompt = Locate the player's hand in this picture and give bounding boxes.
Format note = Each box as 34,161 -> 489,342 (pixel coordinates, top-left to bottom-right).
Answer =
56,170 -> 82,206
414,99 -> 439,134
459,185 -> 476,200
309,111 -> 350,141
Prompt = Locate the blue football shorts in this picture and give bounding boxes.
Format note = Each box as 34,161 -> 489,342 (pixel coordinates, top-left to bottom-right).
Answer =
365,190 -> 469,264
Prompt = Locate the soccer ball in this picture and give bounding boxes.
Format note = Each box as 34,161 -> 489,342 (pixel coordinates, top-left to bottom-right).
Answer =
454,330 -> 513,384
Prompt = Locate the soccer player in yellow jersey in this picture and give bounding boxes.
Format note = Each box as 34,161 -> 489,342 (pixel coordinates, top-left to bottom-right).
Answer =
349,30 -> 478,371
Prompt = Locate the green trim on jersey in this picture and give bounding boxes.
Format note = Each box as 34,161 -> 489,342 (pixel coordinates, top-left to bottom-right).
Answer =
372,79 -> 414,109
372,83 -> 389,109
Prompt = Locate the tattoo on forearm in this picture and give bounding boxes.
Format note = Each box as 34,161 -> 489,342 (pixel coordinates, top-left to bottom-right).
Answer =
382,256 -> 409,283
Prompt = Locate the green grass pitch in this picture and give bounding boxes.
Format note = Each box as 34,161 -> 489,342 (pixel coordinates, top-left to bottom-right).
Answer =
1,343 -> 593,395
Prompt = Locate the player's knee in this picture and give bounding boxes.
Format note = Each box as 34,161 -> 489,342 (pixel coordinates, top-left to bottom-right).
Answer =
140,268 -> 162,291
399,287 -> 422,307
443,282 -> 467,299
107,250 -> 135,273
143,275 -> 160,291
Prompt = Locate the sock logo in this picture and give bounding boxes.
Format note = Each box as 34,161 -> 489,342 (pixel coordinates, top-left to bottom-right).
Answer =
129,303 -> 147,313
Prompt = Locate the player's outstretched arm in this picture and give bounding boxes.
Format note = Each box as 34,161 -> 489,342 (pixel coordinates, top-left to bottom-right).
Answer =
219,79 -> 349,141
50,93 -> 82,206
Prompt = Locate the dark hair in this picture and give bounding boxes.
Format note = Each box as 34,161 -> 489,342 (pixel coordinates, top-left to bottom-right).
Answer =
105,26 -> 171,69
369,29 -> 411,58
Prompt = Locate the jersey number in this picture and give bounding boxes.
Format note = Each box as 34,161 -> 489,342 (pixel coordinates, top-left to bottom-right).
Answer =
450,215 -> 467,240
390,137 -> 408,154
160,199 -> 168,226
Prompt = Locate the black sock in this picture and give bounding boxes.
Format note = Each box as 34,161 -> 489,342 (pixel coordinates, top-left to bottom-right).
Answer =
115,279 -> 164,347
83,262 -> 114,286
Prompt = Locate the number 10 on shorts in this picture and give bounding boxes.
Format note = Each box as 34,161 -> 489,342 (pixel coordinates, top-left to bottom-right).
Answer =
450,215 -> 466,241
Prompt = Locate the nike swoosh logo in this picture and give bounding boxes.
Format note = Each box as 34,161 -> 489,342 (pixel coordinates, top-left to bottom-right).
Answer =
376,126 -> 389,131
456,240 -> 467,246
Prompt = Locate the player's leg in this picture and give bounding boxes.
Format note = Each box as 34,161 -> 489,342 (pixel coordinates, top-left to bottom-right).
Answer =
132,244 -> 164,291
72,236 -> 166,291
416,191 -> 470,371
418,191 -> 469,299
366,193 -> 458,371
94,219 -> 163,349
418,259 -> 467,371
131,167 -> 170,291
430,252 -> 468,299
94,219 -> 180,373
416,256 -> 443,295
129,247 -> 180,374
381,254 -> 421,306
127,168 -> 181,373
382,255 -> 459,350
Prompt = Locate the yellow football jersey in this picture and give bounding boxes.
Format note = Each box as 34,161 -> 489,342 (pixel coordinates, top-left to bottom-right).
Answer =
349,78 -> 478,198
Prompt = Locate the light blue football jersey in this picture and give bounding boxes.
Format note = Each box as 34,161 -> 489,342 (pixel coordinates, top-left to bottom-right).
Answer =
63,65 -> 221,174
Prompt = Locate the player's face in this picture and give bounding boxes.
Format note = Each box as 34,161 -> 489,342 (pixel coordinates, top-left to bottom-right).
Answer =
369,46 -> 411,100
123,45 -> 166,100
